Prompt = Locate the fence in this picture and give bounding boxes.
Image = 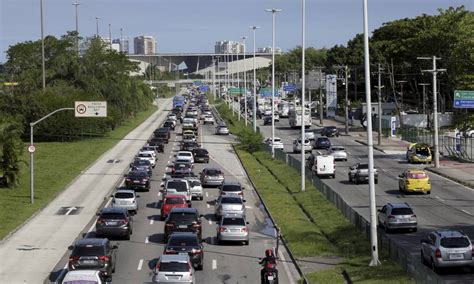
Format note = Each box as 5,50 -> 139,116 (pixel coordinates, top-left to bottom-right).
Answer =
269,148 -> 444,283
400,125 -> 474,162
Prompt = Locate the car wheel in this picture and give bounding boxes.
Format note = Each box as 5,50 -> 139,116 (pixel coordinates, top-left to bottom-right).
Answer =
244,240 -> 249,245
348,175 -> 352,182
412,227 -> 417,233
355,178 -> 359,184
112,263 -> 116,273
375,179 -> 378,184
124,232 -> 130,240
427,191 -> 431,195
197,264 -> 203,271
421,250 -> 427,265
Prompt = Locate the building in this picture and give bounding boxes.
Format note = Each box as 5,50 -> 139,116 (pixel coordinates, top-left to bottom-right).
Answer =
112,38 -> 129,54
215,41 -> 244,54
134,36 -> 157,55
258,47 -> 282,54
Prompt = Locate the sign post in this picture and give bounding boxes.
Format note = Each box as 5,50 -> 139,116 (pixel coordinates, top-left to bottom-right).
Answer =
74,101 -> 107,117
390,117 -> 397,138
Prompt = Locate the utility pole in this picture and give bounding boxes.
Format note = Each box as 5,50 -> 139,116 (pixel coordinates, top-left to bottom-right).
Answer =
344,66 -> 349,134
377,64 -> 384,146
417,56 -> 446,169
396,80 -> 407,112
72,2 -> 80,56
249,26 -> 260,133
242,36 -> 247,126
212,57 -> 216,102
40,0 -> 46,91
108,24 -> 112,50
418,83 -> 430,115
316,67 -> 324,125
301,0 -> 306,192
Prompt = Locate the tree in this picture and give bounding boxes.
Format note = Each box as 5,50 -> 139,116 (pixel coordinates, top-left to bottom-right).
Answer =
0,117 -> 24,188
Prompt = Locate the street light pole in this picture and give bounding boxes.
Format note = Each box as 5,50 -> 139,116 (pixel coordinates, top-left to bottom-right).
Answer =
377,63 -> 384,146
40,0 -> 46,91
108,24 -> 112,50
344,65 -> 349,135
72,2 -> 80,55
396,80 -> 407,112
242,36 -> 248,125
300,0 -> 306,192
363,0 -> 379,266
250,26 -> 260,133
266,8 -> 282,158
212,56 -> 216,102
95,17 -> 100,37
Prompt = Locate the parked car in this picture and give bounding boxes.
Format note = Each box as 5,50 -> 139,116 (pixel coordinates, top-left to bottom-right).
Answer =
464,128 -> 474,138
420,230 -> 474,272
161,194 -> 189,221
216,213 -> 249,245
406,143 -> 432,164
377,202 -> 417,233
152,254 -> 195,283
398,169 -> 431,194
348,163 -> 378,184
163,232 -> 204,270
293,138 -> 312,153
314,137 -> 331,150
124,170 -> 150,191
95,207 -> 133,239
329,146 -> 347,161
175,151 -> 194,164
215,196 -> 246,219
219,181 -> 244,198
200,168 -> 225,187
111,189 -> 139,214
164,208 -> 203,242
67,238 -> 117,277
193,148 -> 209,163
62,270 -> 111,284
215,125 -> 230,135
321,126 -> 340,137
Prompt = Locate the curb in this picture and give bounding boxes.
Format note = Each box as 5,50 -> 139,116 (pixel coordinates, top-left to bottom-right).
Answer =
425,167 -> 474,190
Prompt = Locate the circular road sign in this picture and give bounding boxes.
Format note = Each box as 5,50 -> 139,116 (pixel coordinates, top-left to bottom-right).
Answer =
76,104 -> 87,114
28,145 -> 36,153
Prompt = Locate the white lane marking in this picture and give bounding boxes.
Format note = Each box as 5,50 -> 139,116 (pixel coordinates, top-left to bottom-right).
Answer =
212,259 -> 217,270
169,155 -> 172,159
205,192 -> 209,197
167,160 -> 170,165
278,246 -> 295,284
158,191 -> 161,197
209,220 -> 212,225
145,237 -> 149,244
462,209 -> 472,216
150,219 -> 154,225
206,204 -> 210,208
137,259 -> 143,271
435,196 -> 445,202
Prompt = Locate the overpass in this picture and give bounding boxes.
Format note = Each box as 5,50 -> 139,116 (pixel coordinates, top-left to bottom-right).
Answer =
127,52 -> 273,73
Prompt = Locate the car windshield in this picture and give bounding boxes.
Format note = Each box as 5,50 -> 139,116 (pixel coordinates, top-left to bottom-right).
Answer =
221,197 -> 242,204
166,181 -> 187,191
222,185 -> 241,192
71,245 -> 105,256
159,262 -> 189,272
190,180 -> 201,187
440,237 -> 470,248
114,192 -> 134,199
391,208 -> 414,215
273,138 -> 281,142
168,212 -> 197,222
415,148 -> 430,156
222,217 -> 245,226
169,237 -> 199,246
358,164 -> 369,169
407,173 -> 427,179
165,197 -> 185,204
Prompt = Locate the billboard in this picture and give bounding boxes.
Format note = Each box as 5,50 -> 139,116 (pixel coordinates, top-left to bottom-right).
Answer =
325,74 -> 337,118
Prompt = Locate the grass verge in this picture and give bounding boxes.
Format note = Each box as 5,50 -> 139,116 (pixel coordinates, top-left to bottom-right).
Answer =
0,106 -> 158,240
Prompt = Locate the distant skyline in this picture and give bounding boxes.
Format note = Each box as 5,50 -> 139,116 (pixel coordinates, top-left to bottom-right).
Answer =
0,0 -> 472,62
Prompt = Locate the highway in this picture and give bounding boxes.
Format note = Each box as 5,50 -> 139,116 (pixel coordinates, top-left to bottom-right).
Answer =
256,114 -> 474,282
49,105 -> 299,283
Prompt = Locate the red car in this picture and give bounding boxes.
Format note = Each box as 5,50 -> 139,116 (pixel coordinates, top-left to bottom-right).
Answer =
161,194 -> 189,220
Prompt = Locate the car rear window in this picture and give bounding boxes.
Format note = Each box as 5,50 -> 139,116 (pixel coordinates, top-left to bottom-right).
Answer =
71,245 -> 105,256
408,173 -> 427,179
358,164 -> 369,169
441,237 -> 470,248
129,171 -> 148,178
168,212 -> 197,223
221,197 -> 243,204
415,148 -> 430,156
114,192 -> 134,199
222,185 -> 241,192
179,152 -> 192,157
391,208 -> 414,215
222,217 -> 245,226
169,237 -> 199,246
206,169 -> 222,175
195,149 -> 208,155
189,180 -> 201,187
167,181 -> 187,191
165,197 -> 186,205
100,213 -> 126,219
159,262 -> 189,272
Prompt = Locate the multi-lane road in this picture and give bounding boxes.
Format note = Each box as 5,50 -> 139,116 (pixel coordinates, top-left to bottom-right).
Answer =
49,103 -> 299,283
257,114 -> 474,282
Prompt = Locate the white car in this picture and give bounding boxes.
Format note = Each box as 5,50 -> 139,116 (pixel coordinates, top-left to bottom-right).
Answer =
186,177 -> 203,200
264,137 -> 284,150
329,146 -> 348,161
167,114 -> 177,122
293,138 -> 312,153
62,270 -> 110,284
300,129 -> 317,141
176,151 -> 194,164
203,115 -> 215,124
137,152 -> 156,167
200,111 -> 212,120
152,254 -> 195,284
139,148 -> 157,158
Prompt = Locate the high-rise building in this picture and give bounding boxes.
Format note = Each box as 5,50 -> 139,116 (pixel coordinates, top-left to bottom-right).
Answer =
134,36 -> 157,54
112,38 -> 130,54
215,40 -> 244,54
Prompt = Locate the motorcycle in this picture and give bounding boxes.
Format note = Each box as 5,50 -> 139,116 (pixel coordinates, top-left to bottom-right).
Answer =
261,259 -> 278,284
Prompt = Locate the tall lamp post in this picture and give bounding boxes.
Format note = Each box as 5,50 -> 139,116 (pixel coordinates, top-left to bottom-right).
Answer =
40,0 -> 46,91
266,8 -> 282,158
242,36 -> 248,125
95,16 -> 100,37
300,0 -> 306,191
72,2 -> 80,55
249,26 -> 260,132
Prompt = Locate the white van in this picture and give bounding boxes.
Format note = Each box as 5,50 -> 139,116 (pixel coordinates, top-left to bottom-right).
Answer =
312,155 -> 335,178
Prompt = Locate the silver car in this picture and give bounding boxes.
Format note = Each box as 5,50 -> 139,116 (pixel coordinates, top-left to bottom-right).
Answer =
187,178 -> 203,201
329,146 -> 348,161
215,125 -> 230,135
163,179 -> 191,202
200,168 -> 225,187
421,230 -> 474,272
215,196 -> 246,219
152,254 -> 195,283
217,214 -> 249,245
377,203 -> 417,233
111,189 -> 138,214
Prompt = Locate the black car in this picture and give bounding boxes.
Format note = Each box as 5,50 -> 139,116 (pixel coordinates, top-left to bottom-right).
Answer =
130,165 -> 152,177
263,115 -> 272,125
181,141 -> 200,152
68,238 -> 117,277
193,148 -> 209,163
154,127 -> 171,143
95,208 -> 133,240
171,162 -> 193,178
125,170 -> 150,191
163,121 -> 175,131
321,126 -> 340,137
147,141 -> 165,153
164,232 -> 204,270
164,208 -> 202,242
314,137 -> 331,149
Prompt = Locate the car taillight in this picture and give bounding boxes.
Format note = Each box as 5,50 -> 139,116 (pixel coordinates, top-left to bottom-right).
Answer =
219,175 -> 224,179
120,219 -> 128,225
238,192 -> 243,195
219,227 -> 226,233
435,248 -> 442,258
191,248 -> 202,254
192,222 -> 200,228
97,219 -> 105,225
164,249 -> 177,254
126,178 -> 131,182
98,256 -> 110,262
142,178 -> 148,182
155,262 -> 160,270
241,227 -> 248,232
165,223 -> 175,227
471,248 -> 474,257
388,215 -> 395,219
69,256 -> 80,262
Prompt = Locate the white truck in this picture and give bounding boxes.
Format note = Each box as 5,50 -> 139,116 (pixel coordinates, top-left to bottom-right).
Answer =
289,107 -> 311,129
312,155 -> 335,178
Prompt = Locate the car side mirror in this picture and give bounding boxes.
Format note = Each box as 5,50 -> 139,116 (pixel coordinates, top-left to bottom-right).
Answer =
68,245 -> 73,250
96,212 -> 100,216
201,239 -> 206,244
124,174 -> 127,177
246,222 -> 249,225
160,184 -> 164,187
136,195 -> 140,198
110,194 -> 114,197
243,199 -> 246,203
199,214 -> 204,218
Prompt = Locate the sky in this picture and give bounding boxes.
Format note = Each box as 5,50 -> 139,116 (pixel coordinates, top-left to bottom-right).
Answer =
0,0 -> 472,62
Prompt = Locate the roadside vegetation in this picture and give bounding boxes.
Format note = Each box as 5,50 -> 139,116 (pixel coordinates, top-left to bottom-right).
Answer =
216,102 -> 414,283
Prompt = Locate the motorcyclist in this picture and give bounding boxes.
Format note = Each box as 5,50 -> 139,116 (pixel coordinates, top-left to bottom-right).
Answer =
259,248 -> 278,283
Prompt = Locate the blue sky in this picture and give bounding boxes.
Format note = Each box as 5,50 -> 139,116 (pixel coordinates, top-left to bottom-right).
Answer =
0,0 -> 472,62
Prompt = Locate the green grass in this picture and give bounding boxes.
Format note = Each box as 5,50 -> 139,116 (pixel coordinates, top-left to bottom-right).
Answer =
0,106 -> 158,240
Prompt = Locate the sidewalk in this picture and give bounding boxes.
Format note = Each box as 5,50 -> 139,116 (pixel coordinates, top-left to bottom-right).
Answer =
313,118 -> 474,189
0,99 -> 171,283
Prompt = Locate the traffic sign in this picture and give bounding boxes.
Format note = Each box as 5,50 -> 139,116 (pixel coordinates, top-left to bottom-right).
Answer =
74,101 -> 107,117
454,90 -> 474,108
28,145 -> 36,153
283,84 -> 297,92
229,88 -> 246,95
199,85 -> 209,92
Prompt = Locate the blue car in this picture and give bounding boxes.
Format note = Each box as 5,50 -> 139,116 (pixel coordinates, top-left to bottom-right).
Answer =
314,137 -> 331,149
